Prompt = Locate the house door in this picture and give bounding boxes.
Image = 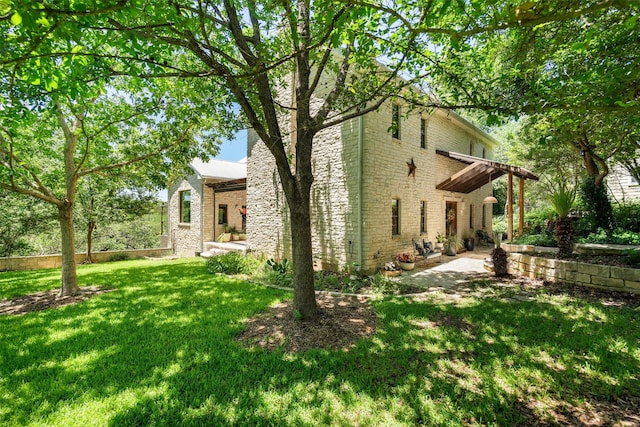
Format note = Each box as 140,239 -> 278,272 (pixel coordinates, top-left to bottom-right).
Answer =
445,202 -> 457,237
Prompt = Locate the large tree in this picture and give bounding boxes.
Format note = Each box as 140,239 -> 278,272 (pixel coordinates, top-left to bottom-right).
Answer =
0,75 -> 227,295
2,1 -> 635,317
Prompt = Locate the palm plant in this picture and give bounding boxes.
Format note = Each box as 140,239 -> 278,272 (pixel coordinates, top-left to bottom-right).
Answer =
549,188 -> 576,258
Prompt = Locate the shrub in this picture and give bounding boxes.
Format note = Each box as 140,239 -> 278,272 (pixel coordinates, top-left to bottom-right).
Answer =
511,233 -> 557,247
578,228 -> 640,246
206,252 -> 257,275
614,202 -> 640,232
624,249 -> 640,266
107,252 -> 130,262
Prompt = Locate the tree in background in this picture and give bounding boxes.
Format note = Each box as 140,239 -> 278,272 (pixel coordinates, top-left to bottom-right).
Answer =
0,75 -> 226,295
0,190 -> 57,257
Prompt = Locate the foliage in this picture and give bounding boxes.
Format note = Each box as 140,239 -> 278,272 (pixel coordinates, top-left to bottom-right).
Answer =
3,258 -> 638,425
0,191 -> 56,257
549,188 -> 575,219
578,229 -> 640,246
395,253 -> 415,263
511,233 -> 557,247
206,252 -> 259,275
624,249 -> 640,267
266,258 -> 291,275
106,252 -> 130,262
614,202 -> 640,233
579,176 -> 614,232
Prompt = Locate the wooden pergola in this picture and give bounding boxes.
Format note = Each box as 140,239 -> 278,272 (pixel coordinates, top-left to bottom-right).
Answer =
435,150 -> 539,240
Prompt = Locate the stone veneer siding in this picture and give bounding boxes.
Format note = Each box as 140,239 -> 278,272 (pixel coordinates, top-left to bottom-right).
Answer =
507,252 -> 640,294
0,248 -> 173,272
248,96 -> 495,272
168,175 -> 203,256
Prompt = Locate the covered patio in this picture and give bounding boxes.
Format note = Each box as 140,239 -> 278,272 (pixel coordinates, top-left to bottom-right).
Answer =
435,150 -> 539,240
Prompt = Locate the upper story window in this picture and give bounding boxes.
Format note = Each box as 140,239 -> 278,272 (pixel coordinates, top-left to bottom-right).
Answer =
420,118 -> 427,149
391,104 -> 401,140
179,190 -> 191,223
469,141 -> 475,156
482,147 -> 486,159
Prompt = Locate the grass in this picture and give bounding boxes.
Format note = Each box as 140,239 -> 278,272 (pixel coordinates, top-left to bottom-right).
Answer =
1,259 -> 639,426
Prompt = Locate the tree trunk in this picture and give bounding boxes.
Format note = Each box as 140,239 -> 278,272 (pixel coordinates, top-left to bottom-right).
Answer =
288,187 -> 319,321
85,220 -> 96,264
58,203 -> 80,296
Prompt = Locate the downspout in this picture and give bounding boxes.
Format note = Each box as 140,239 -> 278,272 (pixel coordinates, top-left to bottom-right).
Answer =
358,116 -> 364,269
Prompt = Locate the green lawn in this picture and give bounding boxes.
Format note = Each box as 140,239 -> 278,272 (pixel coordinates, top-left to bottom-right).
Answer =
1,259 -> 638,426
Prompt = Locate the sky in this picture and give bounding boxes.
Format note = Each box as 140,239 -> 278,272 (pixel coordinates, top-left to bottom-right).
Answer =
158,130 -> 247,202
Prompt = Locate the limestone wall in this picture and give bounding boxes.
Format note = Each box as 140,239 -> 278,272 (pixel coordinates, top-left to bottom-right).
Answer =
508,252 -> 640,294
0,248 -> 174,272
168,175 -> 203,256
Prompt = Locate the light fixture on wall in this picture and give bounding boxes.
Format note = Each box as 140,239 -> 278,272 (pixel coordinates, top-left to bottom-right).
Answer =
483,171 -> 498,204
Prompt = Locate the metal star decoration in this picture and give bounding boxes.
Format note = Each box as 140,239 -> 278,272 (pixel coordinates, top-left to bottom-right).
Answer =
407,158 -> 417,177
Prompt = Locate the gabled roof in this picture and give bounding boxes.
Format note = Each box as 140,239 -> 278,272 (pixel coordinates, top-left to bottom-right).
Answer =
436,150 -> 538,194
190,158 -> 246,180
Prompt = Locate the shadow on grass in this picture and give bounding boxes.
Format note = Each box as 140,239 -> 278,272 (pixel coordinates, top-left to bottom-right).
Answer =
1,258 -> 639,426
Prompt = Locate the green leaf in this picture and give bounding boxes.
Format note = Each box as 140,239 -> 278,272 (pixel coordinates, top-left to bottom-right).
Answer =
10,12 -> 22,26
625,15 -> 638,30
71,45 -> 83,54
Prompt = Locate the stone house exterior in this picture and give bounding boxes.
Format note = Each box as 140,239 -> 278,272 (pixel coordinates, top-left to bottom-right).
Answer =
607,162 -> 640,203
247,99 -> 525,273
168,158 -> 246,256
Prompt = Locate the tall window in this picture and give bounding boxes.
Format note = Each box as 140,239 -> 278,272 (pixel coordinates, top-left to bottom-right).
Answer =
392,199 -> 400,236
218,204 -> 228,225
469,204 -> 474,229
420,201 -> 427,234
469,141 -> 475,156
179,191 -> 191,223
391,104 -> 401,140
482,204 -> 486,228
420,118 -> 427,149
482,147 -> 486,159
241,205 -> 246,230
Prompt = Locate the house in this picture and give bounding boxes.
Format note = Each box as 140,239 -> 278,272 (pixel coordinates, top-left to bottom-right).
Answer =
247,100 -> 537,273
607,162 -> 640,203
168,158 -> 247,256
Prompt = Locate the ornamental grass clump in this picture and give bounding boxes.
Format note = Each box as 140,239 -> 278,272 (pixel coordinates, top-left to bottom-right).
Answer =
549,188 -> 576,259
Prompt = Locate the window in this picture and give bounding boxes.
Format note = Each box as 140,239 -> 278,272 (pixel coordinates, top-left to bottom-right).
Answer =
420,118 -> 427,149
469,204 -> 474,229
482,147 -> 486,159
392,199 -> 400,236
218,204 -> 228,225
469,141 -> 475,156
391,104 -> 401,140
179,190 -> 191,223
420,201 -> 427,234
482,204 -> 486,228
241,205 -> 246,230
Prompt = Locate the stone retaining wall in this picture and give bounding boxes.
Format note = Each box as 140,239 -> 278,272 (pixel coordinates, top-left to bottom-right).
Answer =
507,252 -> 640,294
0,248 -> 174,272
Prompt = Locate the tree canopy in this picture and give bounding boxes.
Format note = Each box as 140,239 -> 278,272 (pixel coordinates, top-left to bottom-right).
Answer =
1,0 -> 637,315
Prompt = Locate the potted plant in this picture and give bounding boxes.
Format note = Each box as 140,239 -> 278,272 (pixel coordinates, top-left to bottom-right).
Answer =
444,234 -> 459,256
228,225 -> 239,241
217,225 -> 232,242
395,253 -> 416,270
462,229 -> 475,251
381,261 -> 401,277
435,232 -> 446,252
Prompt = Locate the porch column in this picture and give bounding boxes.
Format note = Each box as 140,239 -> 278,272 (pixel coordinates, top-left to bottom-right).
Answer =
507,172 -> 513,241
519,177 -> 525,236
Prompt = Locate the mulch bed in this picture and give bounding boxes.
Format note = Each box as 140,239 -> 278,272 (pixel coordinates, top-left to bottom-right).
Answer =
235,293 -> 378,353
0,286 -> 113,316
